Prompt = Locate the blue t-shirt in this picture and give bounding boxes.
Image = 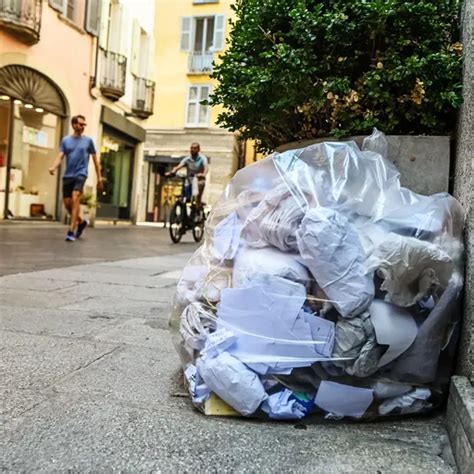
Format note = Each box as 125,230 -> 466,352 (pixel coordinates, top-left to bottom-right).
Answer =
60,135 -> 97,178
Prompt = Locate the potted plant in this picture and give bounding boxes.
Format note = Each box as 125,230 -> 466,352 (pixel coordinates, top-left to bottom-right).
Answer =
210,0 -> 463,194
80,189 -> 97,225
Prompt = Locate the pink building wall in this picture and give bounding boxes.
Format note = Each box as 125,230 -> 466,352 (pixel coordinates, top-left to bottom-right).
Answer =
0,1 -> 96,126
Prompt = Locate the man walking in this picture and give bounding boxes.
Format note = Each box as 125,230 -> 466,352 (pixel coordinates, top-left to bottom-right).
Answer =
48,115 -> 103,241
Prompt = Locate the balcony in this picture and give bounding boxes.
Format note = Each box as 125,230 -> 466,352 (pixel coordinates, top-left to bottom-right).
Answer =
98,48 -> 127,101
0,0 -> 41,45
188,52 -> 214,74
131,76 -> 155,119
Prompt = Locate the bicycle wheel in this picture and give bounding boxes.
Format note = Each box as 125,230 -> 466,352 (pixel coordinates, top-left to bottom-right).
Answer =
169,203 -> 184,243
192,206 -> 205,242
192,224 -> 204,242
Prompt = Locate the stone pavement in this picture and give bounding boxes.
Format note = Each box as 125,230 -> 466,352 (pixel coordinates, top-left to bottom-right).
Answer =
0,248 -> 458,471
0,222 -> 199,276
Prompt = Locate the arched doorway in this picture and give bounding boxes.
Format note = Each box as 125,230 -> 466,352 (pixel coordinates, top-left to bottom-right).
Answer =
0,65 -> 68,220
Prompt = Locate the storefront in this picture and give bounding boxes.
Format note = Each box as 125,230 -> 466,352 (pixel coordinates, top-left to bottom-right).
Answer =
143,154 -> 212,224
0,65 -> 68,220
97,107 -> 145,221
143,155 -> 182,223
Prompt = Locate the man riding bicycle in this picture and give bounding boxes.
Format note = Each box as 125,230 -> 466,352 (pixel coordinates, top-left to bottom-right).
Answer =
166,142 -> 209,207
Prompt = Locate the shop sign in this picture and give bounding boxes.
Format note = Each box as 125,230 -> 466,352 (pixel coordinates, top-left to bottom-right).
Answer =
102,135 -> 120,152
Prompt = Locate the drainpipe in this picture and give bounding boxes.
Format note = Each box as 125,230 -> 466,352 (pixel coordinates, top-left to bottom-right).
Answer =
3,100 -> 14,219
89,36 -> 100,98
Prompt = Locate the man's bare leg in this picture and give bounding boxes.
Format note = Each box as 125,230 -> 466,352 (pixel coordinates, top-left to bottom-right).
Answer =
63,197 -> 72,216
70,190 -> 82,233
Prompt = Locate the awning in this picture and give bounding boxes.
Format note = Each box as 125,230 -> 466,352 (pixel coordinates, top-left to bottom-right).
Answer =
144,154 -> 212,164
144,155 -> 183,165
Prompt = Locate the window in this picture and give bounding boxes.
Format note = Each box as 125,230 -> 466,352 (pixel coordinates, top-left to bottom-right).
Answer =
131,19 -> 154,79
180,14 -> 225,53
193,1 -> 219,5
85,0 -> 101,36
186,85 -> 211,127
48,0 -> 86,28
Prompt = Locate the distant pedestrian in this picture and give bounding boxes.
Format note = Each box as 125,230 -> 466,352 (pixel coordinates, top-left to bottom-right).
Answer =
48,115 -> 103,241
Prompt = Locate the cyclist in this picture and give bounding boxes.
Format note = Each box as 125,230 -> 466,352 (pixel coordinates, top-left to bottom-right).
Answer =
166,142 -> 209,207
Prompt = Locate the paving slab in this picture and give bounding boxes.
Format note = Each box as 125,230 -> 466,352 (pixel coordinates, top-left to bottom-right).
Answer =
0,287 -> 89,309
0,386 -> 50,425
60,295 -> 170,318
0,392 -> 454,473
50,345 -> 181,407
92,318 -> 171,349
0,253 -> 457,472
1,306 -> 116,338
0,331 -> 120,391
0,224 -> 198,276
0,275 -> 80,292
53,281 -> 172,302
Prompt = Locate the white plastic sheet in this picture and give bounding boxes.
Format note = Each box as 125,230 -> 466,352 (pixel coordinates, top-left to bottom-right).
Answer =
169,129 -> 464,420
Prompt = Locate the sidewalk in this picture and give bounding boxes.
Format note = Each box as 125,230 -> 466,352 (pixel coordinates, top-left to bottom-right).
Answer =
0,254 -> 457,471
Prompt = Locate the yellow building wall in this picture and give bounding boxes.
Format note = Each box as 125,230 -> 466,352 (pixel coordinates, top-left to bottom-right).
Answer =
148,0 -> 235,130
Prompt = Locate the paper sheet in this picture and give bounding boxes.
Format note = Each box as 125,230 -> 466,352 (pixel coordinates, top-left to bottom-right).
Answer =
217,277 -> 332,372
212,212 -> 242,260
314,381 -> 374,418
370,300 -> 417,367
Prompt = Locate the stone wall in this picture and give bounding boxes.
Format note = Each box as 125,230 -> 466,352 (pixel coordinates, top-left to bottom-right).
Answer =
454,0 -> 474,381
447,1 -> 474,472
277,135 -> 451,196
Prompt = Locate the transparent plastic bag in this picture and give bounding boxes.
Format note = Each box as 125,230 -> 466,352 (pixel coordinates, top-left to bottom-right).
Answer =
169,130 -> 465,420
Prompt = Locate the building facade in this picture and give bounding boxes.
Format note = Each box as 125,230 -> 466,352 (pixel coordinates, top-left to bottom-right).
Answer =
0,0 -> 155,223
0,0 -> 96,220
142,0 -> 239,224
92,0 -> 155,222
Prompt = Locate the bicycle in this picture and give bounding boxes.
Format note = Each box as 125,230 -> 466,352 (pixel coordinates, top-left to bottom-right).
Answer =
166,173 -> 207,244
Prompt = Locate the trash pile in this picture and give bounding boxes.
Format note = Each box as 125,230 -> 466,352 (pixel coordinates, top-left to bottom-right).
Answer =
169,129 -> 465,420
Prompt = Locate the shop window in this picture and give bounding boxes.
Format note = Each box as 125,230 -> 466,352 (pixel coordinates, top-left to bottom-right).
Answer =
1,101 -> 61,219
186,85 -> 211,127
97,133 -> 135,220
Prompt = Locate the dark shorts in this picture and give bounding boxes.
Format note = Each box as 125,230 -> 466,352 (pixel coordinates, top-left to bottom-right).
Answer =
63,176 -> 86,198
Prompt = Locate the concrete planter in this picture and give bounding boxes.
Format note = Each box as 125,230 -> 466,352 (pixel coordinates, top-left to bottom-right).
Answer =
276,135 -> 451,196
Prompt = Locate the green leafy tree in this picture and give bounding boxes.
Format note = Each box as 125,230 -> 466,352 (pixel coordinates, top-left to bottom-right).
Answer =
211,0 -> 463,151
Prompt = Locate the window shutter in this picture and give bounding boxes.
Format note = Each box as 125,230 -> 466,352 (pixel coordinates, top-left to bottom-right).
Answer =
146,36 -> 155,79
49,0 -> 66,14
118,5 -> 131,57
180,17 -> 192,52
108,3 -> 127,54
199,86 -> 211,125
98,0 -> 110,49
213,14 -> 225,51
131,20 -> 141,76
200,85 -> 210,101
85,0 -> 101,36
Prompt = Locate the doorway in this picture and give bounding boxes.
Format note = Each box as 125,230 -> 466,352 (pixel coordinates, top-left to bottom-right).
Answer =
97,133 -> 135,220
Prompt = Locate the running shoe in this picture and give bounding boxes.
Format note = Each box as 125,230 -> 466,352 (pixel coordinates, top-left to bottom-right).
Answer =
65,230 -> 75,242
75,219 -> 89,238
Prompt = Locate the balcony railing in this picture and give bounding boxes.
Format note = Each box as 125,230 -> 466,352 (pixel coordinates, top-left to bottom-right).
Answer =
131,76 -> 155,119
0,0 -> 41,45
188,52 -> 214,74
98,48 -> 127,101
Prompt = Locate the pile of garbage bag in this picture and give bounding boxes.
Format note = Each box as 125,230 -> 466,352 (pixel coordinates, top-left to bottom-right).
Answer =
169,129 -> 465,420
